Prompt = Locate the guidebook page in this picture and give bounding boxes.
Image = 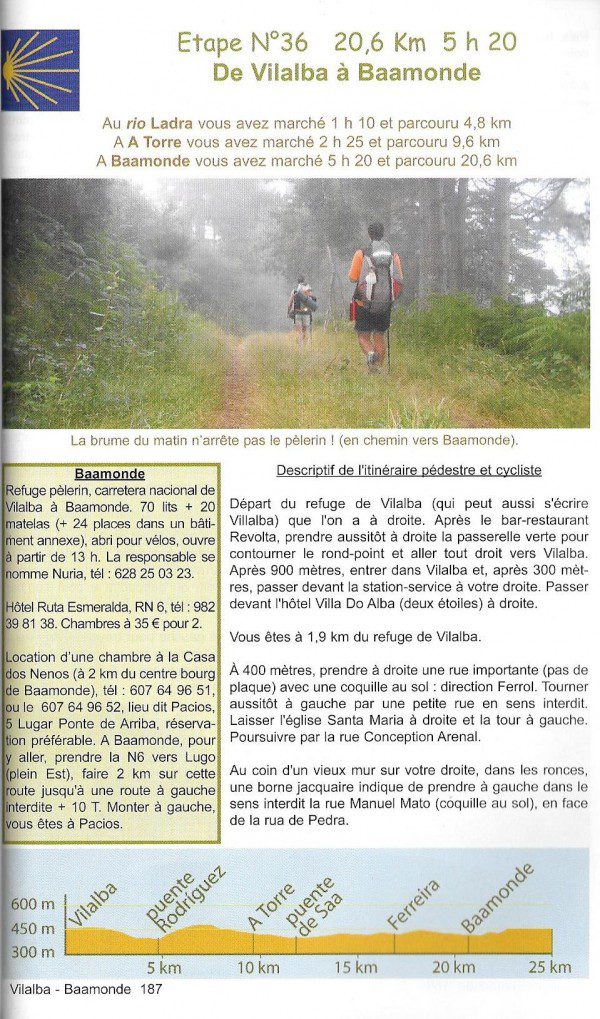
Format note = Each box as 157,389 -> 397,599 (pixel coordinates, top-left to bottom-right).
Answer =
1,0 -> 598,1016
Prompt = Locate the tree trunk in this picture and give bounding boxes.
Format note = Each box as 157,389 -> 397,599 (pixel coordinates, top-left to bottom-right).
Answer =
455,179 -> 468,292
325,243 -> 344,328
417,181 -> 431,303
493,179 -> 512,299
418,180 -> 447,300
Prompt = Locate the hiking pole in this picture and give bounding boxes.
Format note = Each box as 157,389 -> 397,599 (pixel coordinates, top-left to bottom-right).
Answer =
387,328 -> 391,373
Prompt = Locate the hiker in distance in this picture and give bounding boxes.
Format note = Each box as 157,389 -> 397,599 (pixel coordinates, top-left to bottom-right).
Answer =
348,222 -> 404,371
288,275 -> 317,348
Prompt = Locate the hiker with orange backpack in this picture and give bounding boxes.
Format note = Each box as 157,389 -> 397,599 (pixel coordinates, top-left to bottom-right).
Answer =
348,222 -> 403,371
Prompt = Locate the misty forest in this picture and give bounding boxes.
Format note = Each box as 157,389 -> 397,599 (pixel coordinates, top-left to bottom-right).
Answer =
2,177 -> 589,428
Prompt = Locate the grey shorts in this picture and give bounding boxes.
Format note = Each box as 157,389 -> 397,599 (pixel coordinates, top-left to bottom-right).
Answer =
295,312 -> 312,329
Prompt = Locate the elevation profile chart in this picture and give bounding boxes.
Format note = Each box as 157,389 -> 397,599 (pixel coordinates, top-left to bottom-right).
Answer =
3,848 -> 587,979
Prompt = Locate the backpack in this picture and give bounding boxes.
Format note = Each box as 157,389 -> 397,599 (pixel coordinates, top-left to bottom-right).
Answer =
355,244 -> 397,315
292,286 -> 317,314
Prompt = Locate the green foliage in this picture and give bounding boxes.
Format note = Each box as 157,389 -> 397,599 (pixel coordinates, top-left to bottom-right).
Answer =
559,273 -> 590,313
395,294 -> 481,346
393,295 -> 589,385
3,210 -> 194,427
237,320 -> 588,430
388,400 -> 452,429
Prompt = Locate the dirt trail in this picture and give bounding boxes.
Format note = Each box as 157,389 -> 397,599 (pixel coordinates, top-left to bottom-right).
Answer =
215,336 -> 251,428
212,328 -> 500,429
214,331 -> 295,428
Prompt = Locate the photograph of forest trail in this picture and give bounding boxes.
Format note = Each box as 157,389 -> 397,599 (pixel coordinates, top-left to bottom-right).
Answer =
2,178 -> 589,429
